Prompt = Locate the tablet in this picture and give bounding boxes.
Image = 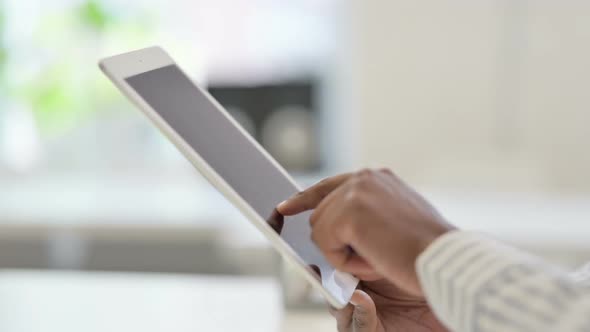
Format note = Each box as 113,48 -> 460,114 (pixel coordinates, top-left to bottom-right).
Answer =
99,46 -> 358,308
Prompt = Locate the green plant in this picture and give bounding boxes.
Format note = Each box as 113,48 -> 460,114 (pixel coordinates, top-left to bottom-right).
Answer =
77,0 -> 113,31
22,0 -> 118,132
5,0 -> 155,134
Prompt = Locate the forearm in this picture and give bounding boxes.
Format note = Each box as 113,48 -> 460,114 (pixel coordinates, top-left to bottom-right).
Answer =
417,231 -> 590,332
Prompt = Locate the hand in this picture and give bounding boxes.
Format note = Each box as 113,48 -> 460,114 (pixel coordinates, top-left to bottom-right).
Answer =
330,279 -> 447,332
277,169 -> 455,296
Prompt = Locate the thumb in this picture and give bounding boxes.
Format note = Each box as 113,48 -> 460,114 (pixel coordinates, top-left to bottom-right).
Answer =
350,290 -> 378,332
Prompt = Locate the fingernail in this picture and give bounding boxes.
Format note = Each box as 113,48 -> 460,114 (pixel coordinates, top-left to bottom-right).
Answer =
350,298 -> 359,306
277,200 -> 288,210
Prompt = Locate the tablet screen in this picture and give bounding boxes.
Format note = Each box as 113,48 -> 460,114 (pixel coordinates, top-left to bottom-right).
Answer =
125,65 -> 357,303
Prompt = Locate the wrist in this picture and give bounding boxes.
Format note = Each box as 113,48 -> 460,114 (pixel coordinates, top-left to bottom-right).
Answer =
418,219 -> 456,259
409,220 -> 456,294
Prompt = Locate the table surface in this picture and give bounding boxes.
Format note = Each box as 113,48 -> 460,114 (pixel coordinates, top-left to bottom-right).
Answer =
0,270 -> 292,332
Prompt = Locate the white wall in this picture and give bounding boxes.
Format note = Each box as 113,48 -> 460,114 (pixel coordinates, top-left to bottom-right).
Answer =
342,1 -> 590,192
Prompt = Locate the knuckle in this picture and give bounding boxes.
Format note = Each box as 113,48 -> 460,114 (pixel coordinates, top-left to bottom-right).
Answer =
352,170 -> 379,190
350,177 -> 369,193
379,167 -> 394,175
356,168 -> 374,178
344,188 -> 369,210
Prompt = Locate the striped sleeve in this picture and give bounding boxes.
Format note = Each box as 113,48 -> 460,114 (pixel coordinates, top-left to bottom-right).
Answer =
416,231 -> 590,332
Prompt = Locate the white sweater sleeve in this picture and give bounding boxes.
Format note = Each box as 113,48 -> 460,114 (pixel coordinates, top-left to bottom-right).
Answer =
416,231 -> 590,332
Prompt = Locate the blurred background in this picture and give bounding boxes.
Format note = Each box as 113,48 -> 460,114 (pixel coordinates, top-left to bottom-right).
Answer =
1,0 -> 590,331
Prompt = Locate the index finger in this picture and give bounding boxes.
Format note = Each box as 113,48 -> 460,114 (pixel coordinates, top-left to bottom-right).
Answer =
277,173 -> 352,216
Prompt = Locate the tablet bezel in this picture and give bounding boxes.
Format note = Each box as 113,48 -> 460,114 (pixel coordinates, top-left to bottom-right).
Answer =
99,46 -> 357,308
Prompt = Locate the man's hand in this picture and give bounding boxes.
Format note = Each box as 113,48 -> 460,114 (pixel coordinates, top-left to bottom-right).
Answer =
277,169 -> 455,296
330,280 -> 447,332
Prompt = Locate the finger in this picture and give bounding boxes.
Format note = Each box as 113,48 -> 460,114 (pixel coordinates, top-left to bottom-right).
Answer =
328,304 -> 354,332
342,255 -> 381,281
307,173 -> 382,278
309,179 -> 350,228
277,173 -> 352,215
308,190 -> 366,275
310,205 -> 356,271
350,290 -> 378,331
312,196 -> 381,279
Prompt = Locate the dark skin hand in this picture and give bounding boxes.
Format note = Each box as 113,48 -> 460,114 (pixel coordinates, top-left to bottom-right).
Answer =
328,278 -> 447,331
277,169 -> 454,331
